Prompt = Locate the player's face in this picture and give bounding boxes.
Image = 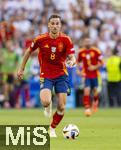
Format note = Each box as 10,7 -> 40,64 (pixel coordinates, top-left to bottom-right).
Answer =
84,39 -> 92,48
48,18 -> 61,35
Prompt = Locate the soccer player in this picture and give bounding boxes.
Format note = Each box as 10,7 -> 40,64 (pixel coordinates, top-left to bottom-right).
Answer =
17,14 -> 76,137
2,40 -> 18,108
77,38 -> 103,116
0,17 -> 15,47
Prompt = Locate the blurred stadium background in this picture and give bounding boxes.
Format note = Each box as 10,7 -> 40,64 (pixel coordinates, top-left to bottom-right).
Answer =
0,0 -> 121,109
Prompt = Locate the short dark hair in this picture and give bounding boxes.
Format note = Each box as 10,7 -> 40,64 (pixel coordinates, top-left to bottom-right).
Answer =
48,14 -> 62,22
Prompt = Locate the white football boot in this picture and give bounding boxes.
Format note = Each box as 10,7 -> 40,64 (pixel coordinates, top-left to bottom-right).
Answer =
85,108 -> 92,117
49,127 -> 57,138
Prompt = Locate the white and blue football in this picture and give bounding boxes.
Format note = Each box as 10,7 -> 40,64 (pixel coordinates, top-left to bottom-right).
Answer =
63,124 -> 79,139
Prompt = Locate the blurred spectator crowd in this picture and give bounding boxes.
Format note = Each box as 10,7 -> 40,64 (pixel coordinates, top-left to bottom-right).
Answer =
0,0 -> 121,108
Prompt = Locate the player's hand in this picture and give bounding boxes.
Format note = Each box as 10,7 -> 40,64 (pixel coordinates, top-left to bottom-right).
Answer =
88,65 -> 97,71
66,60 -> 74,68
76,70 -> 86,77
17,69 -> 24,80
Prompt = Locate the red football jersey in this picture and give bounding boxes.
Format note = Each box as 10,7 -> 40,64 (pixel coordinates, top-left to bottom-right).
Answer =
0,21 -> 15,41
78,47 -> 103,78
30,32 -> 75,78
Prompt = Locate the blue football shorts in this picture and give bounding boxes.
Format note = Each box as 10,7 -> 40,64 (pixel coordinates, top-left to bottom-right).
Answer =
84,77 -> 98,89
40,74 -> 71,95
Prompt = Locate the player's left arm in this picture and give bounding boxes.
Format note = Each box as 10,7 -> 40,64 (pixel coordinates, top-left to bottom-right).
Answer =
65,36 -> 76,67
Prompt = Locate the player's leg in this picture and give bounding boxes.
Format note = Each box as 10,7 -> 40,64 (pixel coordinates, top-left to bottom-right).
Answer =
22,80 -> 31,108
92,88 -> 99,112
83,87 -> 92,116
50,74 -> 68,137
40,78 -> 53,118
40,89 -> 52,117
83,78 -> 92,116
92,78 -> 99,112
50,93 -> 66,137
50,93 -> 66,127
3,74 -> 13,108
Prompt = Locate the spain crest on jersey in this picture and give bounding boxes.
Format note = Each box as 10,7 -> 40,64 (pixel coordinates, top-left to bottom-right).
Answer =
51,47 -> 56,53
58,42 -> 63,52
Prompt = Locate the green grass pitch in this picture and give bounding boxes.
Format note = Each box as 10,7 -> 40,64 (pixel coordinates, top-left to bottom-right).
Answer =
0,108 -> 121,150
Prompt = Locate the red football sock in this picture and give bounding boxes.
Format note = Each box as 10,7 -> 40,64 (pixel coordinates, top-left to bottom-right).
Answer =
94,95 -> 99,102
51,111 -> 64,128
92,95 -> 99,112
83,95 -> 91,108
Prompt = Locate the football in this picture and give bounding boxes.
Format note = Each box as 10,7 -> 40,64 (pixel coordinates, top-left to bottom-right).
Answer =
62,124 -> 79,139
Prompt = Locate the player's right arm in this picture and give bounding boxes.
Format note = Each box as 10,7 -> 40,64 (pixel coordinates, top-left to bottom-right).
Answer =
17,37 -> 39,80
17,48 -> 31,80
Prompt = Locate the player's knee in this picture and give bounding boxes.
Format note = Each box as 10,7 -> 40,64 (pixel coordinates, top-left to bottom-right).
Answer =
84,88 -> 90,96
40,92 -> 51,107
84,92 -> 90,96
93,88 -> 98,95
41,100 -> 50,107
57,105 -> 65,112
40,96 -> 51,106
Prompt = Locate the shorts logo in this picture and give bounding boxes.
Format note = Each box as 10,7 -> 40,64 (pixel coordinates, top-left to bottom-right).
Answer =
40,83 -> 44,89
67,88 -> 71,96
40,78 -> 44,88
40,78 -> 44,83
